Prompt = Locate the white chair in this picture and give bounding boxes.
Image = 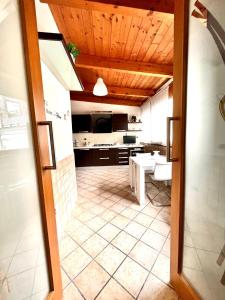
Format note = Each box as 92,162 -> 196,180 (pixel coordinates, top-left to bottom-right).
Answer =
146,161 -> 172,206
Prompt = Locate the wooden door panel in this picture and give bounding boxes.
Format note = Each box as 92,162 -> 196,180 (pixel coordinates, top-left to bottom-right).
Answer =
171,0 -> 201,299
20,1 -> 62,299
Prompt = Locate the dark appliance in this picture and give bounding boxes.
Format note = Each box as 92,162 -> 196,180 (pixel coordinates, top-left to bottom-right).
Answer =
130,147 -> 144,156
92,114 -> 112,133
123,135 -> 136,144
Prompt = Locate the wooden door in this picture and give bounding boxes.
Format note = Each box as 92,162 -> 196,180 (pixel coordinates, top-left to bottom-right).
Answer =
0,0 -> 62,299
22,0 -> 62,298
171,0 -> 225,299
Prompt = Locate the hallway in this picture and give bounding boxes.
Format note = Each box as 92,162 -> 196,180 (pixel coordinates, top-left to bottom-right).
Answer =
60,166 -> 177,300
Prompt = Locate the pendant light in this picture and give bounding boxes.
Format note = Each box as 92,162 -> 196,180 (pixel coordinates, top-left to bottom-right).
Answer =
93,77 -> 108,96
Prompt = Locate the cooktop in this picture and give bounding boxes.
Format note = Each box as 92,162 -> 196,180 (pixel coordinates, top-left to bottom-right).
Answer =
93,143 -> 114,146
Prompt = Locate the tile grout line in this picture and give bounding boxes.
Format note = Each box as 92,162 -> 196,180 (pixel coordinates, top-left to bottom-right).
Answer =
66,199 -> 167,262
135,227 -> 174,300
63,214 -> 167,298
62,166 -> 173,299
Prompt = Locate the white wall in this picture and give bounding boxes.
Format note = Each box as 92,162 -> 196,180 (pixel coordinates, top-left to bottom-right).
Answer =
35,0 -> 59,33
41,61 -> 77,236
35,0 -> 77,236
36,0 -> 74,162
71,100 -> 141,116
71,101 -> 142,145
41,61 -> 74,162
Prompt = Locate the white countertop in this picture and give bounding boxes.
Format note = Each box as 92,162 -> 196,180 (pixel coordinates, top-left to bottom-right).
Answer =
130,154 -> 167,167
74,144 -> 144,149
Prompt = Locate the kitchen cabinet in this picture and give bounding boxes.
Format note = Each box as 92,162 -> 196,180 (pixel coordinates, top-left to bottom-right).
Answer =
74,146 -> 143,167
94,148 -> 116,166
92,114 -> 112,133
114,147 -> 130,165
74,148 -> 95,167
72,113 -> 128,133
114,147 -> 144,165
72,114 -> 92,133
112,114 -> 128,132
74,148 -> 115,167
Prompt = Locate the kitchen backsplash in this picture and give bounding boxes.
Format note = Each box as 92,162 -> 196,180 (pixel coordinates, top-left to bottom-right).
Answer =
73,131 -> 142,146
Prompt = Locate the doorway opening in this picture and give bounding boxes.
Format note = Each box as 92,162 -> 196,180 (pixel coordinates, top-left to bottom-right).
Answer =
35,0 -> 177,299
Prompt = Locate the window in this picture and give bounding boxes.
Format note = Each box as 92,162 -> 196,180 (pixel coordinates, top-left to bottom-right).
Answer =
141,86 -> 173,145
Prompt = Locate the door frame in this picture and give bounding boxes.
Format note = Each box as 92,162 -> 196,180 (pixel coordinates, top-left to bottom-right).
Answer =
18,0 -> 204,299
170,0 -> 200,299
19,1 -> 62,299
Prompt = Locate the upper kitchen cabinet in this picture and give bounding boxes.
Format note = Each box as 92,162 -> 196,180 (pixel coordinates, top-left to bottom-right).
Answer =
112,114 -> 128,132
72,114 -> 92,133
92,114 -> 112,133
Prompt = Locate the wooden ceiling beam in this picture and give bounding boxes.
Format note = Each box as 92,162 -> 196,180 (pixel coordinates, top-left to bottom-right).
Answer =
41,0 -> 174,17
76,54 -> 173,78
83,83 -> 155,98
70,91 -> 144,106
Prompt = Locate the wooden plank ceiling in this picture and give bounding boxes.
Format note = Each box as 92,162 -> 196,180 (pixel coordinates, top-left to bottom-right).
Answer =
42,0 -> 174,106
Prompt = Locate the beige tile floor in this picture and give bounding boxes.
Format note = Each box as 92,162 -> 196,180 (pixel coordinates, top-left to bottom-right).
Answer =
60,166 -> 178,300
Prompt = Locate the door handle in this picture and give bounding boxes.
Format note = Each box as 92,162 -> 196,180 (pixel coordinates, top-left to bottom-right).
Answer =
217,244 -> 225,266
219,96 -> 225,121
38,121 -> 56,170
217,244 -> 225,286
167,117 -> 179,162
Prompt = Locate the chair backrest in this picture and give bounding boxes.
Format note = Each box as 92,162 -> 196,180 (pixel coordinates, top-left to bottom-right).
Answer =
151,162 -> 172,181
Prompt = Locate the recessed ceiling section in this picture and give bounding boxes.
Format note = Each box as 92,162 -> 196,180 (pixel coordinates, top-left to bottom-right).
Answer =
41,0 -> 174,106
39,37 -> 83,91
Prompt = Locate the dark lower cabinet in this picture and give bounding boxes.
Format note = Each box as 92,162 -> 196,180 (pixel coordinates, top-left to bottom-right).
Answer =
74,148 -> 115,167
115,147 -> 130,165
93,148 -> 116,166
74,147 -> 143,167
74,149 -> 94,167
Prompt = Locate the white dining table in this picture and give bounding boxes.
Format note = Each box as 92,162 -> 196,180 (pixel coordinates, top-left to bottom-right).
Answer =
129,154 -> 167,205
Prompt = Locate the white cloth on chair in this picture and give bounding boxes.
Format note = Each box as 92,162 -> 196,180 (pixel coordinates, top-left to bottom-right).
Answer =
150,161 -> 172,181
